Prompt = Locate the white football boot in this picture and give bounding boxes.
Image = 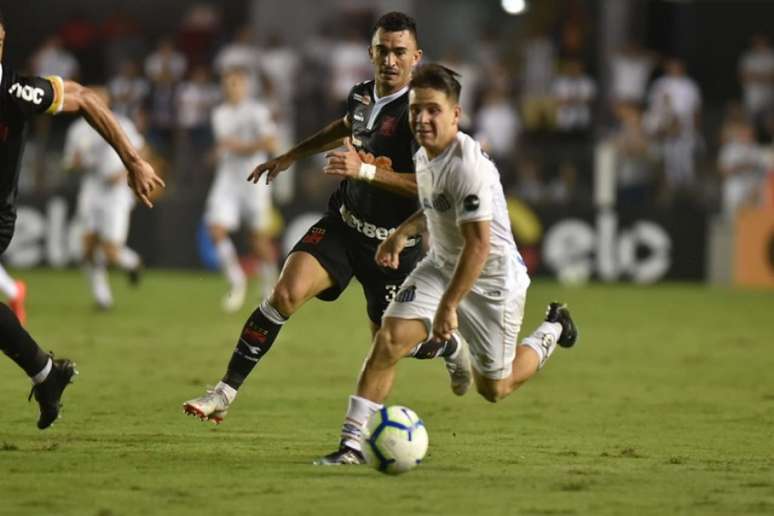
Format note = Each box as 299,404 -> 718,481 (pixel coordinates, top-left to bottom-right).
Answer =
182,387 -> 231,424
444,334 -> 472,396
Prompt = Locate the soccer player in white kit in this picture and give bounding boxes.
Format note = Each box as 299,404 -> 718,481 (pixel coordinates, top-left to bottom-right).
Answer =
206,67 -> 278,312
317,64 -> 579,464
64,87 -> 145,310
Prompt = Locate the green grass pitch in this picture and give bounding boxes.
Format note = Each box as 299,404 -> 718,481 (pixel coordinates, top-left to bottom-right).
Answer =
0,269 -> 772,515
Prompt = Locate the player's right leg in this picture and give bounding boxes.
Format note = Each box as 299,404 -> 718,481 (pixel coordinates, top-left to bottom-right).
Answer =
183,250 -> 336,423
314,317 -> 426,465
0,303 -> 77,429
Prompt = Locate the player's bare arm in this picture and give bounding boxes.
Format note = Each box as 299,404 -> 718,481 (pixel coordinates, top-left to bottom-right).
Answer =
323,138 -> 418,197
433,220 -> 491,341
248,116 -> 351,184
219,134 -> 278,156
375,208 -> 427,269
60,80 -> 165,207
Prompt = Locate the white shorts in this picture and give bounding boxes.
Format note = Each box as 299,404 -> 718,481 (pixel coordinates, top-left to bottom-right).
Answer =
384,254 -> 530,380
78,183 -> 135,244
205,172 -> 271,232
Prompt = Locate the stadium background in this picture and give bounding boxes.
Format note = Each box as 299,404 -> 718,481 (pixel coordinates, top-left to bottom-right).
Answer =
1,0 -> 772,287
1,2 -> 774,515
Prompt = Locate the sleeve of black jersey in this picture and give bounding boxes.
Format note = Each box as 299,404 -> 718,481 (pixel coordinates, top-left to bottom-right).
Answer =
344,83 -> 359,125
6,70 -> 64,117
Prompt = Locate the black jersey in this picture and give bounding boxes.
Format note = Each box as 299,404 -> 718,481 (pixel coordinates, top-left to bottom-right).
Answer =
0,63 -> 63,252
327,80 -> 419,234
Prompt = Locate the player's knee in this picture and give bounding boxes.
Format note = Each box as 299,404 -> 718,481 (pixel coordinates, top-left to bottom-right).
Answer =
476,382 -> 509,403
371,327 -> 406,366
269,282 -> 302,316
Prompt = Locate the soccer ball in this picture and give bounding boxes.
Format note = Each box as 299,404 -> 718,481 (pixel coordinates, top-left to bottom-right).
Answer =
361,405 -> 429,475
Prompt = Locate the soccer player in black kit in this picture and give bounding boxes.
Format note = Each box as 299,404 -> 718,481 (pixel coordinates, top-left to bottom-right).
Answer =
182,12 -> 472,463
0,10 -> 164,429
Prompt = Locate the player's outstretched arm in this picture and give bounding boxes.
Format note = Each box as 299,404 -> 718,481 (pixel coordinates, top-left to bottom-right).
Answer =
375,209 -> 426,269
433,220 -> 491,341
323,138 -> 417,197
248,116 -> 351,185
60,81 -> 165,207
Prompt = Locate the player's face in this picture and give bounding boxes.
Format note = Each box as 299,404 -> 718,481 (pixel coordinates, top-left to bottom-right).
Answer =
0,25 -> 5,61
223,72 -> 248,103
369,29 -> 422,96
409,87 -> 461,158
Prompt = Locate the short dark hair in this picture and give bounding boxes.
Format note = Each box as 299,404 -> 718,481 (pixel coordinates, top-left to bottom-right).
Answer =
372,12 -> 418,44
409,64 -> 462,103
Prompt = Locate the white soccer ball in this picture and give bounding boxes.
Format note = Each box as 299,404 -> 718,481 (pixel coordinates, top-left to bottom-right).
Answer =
361,405 -> 429,475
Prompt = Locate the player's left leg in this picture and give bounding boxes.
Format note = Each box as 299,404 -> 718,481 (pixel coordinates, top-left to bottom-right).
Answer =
474,302 -> 578,403
0,262 -> 26,325
314,317 -> 427,465
0,303 -> 77,428
82,232 -> 113,310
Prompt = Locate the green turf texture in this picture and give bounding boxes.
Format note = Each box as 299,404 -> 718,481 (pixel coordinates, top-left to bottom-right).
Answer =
0,270 -> 772,516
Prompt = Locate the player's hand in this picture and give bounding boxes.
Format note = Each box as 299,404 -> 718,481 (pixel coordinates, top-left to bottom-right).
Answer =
126,158 -> 165,208
249,154 -> 294,185
432,302 -> 458,341
323,138 -> 362,179
375,233 -> 408,270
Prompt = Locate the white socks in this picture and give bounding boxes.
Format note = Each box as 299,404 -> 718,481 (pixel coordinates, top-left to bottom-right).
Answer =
31,358 -> 52,385
85,262 -> 113,307
341,395 -> 383,451
521,321 -> 562,368
116,247 -> 140,271
0,264 -> 18,299
215,381 -> 238,404
215,239 -> 246,289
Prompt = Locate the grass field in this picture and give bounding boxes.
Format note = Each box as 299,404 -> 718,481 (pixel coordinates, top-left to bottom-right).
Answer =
0,269 -> 772,516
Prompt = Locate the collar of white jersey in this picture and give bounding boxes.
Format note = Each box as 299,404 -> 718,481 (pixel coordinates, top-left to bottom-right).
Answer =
420,131 -> 463,165
0,64 -> 4,85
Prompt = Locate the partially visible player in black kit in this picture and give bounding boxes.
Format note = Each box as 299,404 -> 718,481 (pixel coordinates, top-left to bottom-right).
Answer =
0,10 -> 164,429
183,12 -> 473,462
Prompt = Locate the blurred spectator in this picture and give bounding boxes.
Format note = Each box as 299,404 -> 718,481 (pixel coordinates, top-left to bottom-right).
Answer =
719,100 -> 748,144
613,103 -> 657,206
214,26 -> 259,80
520,31 -> 557,131
30,36 -> 80,80
718,121 -> 769,218
738,34 -> 774,124
58,11 -> 100,81
610,41 -> 656,108
474,83 -> 520,173
145,68 -> 178,162
546,161 -> 584,205
109,60 -> 150,121
328,26 -> 372,111
177,64 -> 220,146
513,157 -> 545,205
145,37 -> 187,84
440,48 -> 481,129
553,60 -> 596,134
178,2 -> 221,65
258,32 -> 301,111
101,7 -> 144,73
645,58 -> 702,196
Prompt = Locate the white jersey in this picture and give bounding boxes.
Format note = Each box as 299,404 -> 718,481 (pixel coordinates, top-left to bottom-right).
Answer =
212,100 -> 276,180
414,131 -> 522,275
66,116 -> 144,243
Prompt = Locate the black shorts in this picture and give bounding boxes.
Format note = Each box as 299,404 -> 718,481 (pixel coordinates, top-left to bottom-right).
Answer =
290,213 -> 423,324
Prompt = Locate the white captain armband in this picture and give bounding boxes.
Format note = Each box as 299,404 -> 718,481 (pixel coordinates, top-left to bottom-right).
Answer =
358,163 -> 377,182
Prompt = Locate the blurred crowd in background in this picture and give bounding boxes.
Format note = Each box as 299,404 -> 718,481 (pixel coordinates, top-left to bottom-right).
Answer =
12,1 -> 774,221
